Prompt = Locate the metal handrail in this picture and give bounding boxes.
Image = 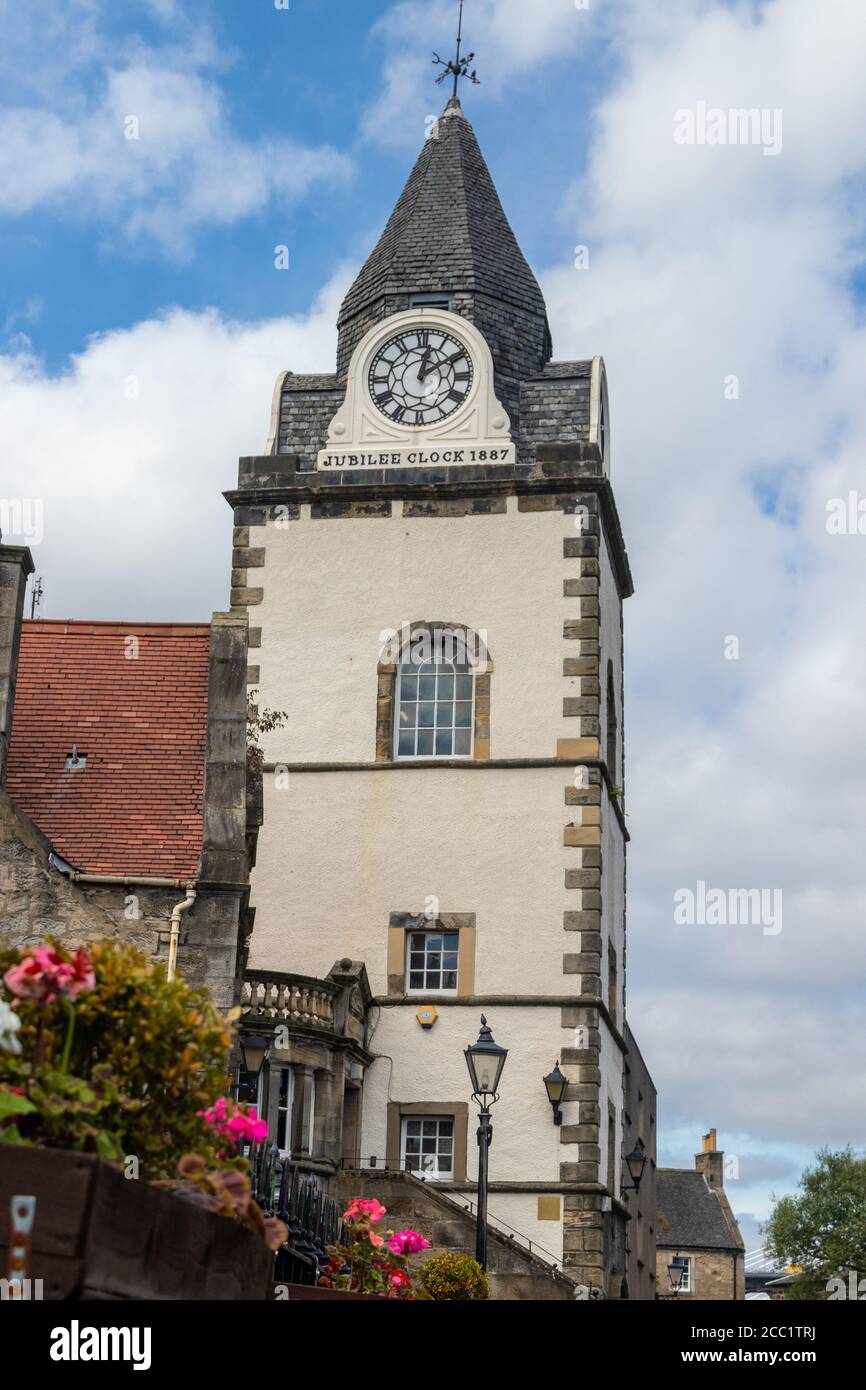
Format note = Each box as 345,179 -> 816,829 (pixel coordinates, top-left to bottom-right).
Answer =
338,1159 -> 566,1273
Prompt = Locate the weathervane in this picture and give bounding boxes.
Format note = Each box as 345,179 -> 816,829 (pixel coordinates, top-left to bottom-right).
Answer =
433,0 -> 479,101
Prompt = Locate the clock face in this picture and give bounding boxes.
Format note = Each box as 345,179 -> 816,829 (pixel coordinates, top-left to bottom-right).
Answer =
368,327 -> 474,427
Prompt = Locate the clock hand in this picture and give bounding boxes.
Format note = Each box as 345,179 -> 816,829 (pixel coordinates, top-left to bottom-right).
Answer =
417,346 -> 432,381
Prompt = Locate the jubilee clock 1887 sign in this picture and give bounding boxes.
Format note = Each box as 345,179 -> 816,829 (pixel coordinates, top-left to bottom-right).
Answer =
317,308 -> 515,470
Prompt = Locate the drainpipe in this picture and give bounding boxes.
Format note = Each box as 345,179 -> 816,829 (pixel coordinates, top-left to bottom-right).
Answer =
167,886 -> 196,983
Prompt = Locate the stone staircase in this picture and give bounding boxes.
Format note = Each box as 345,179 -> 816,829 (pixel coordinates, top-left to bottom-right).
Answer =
332,1170 -> 577,1301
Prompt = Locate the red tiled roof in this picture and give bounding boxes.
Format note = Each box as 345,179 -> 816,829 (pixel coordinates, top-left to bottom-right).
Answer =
6,621 -> 210,879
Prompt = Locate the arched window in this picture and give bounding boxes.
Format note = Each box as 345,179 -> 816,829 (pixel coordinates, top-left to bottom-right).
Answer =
376,622 -> 492,762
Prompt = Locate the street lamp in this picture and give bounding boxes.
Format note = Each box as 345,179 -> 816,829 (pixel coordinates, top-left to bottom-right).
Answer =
543,1060 -> 568,1125
464,1015 -> 508,1271
240,1033 -> 270,1079
622,1138 -> 648,1193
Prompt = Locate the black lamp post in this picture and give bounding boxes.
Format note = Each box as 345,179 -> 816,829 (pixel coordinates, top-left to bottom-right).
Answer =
464,1015 -> 508,1271
543,1060 -> 568,1125
622,1138 -> 648,1193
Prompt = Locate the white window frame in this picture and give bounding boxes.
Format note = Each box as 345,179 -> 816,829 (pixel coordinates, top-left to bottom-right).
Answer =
393,638 -> 476,762
275,1065 -> 294,1155
671,1254 -> 692,1294
405,927 -> 459,995
302,1073 -> 316,1155
400,1115 -> 455,1180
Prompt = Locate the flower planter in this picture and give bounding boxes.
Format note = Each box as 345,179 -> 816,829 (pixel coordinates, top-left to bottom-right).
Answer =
0,1144 -> 273,1300
276,1283 -> 399,1301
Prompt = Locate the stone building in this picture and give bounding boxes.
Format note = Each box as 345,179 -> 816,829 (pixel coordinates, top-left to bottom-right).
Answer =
230,95 -> 656,1297
656,1129 -> 745,1299
623,1023 -> 657,1300
0,542 -> 256,1007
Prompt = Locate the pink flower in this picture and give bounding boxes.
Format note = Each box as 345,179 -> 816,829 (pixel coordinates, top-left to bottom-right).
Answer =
198,1099 -> 268,1144
344,1198 -> 387,1224
4,946 -> 95,1003
387,1229 -> 430,1256
389,1269 -> 411,1287
369,1231 -> 384,1248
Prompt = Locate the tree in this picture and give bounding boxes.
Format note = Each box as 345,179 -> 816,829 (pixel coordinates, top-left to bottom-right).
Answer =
764,1148 -> 866,1299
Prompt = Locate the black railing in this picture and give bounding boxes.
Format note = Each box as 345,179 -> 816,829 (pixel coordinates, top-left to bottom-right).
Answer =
250,1144 -> 345,1287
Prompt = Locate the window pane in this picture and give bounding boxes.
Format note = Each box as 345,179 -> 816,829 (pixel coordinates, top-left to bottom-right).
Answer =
409,972 -> 423,989
406,1120 -> 421,1135
440,1121 -> 454,1137
454,728 -> 471,756
455,702 -> 472,727
417,730 -> 434,755
435,730 -> 452,756
409,953 -> 425,968
443,970 -> 457,989
419,676 -> 436,700
437,675 -> 454,700
400,674 -> 418,700
398,732 -> 415,757
399,703 -> 416,728
439,1155 -> 452,1172
422,1121 -> 438,1136
435,703 -> 452,727
418,702 -> 435,727
456,676 -> 473,700
438,1134 -> 453,1152
427,954 -> 441,971
443,933 -> 458,950
443,953 -> 458,970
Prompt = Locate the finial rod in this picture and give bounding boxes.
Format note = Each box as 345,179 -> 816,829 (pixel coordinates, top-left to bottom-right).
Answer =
433,0 -> 480,98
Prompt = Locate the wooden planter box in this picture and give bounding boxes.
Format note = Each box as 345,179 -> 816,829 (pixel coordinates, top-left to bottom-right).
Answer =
276,1283 -> 398,1302
0,1144 -> 273,1300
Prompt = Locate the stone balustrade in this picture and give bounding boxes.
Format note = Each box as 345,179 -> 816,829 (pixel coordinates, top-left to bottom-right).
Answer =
241,971 -> 337,1029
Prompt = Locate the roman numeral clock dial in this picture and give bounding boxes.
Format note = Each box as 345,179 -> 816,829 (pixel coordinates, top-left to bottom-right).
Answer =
368,328 -> 474,427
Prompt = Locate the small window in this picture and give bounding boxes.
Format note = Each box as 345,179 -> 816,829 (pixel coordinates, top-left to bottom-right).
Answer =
400,1116 -> 454,1179
395,650 -> 474,759
671,1254 -> 692,1294
606,661 -> 618,785
275,1067 -> 294,1153
406,929 -> 459,994
409,291 -> 453,311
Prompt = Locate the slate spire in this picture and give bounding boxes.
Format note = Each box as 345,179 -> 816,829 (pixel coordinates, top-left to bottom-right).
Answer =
336,100 -> 552,421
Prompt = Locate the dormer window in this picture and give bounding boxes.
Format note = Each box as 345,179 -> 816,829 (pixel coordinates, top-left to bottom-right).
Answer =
408,291 -> 453,311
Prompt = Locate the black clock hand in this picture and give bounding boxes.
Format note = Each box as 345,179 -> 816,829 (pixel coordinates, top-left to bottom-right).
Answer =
417,346 -> 432,381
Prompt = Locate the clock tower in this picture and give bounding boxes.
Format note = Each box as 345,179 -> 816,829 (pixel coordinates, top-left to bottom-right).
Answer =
228,93 -> 653,1298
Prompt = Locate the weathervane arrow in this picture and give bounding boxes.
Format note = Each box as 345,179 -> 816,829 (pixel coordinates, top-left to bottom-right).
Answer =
433,0 -> 480,100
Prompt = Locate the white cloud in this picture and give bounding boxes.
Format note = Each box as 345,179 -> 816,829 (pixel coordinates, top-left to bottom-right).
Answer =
0,5 -> 353,256
1,271 -> 352,620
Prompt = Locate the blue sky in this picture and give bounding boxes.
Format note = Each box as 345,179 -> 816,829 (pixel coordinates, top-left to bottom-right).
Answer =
3,0 -> 866,1251
2,0 -> 605,372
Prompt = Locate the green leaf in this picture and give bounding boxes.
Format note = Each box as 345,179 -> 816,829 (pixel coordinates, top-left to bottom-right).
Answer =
0,1090 -> 37,1119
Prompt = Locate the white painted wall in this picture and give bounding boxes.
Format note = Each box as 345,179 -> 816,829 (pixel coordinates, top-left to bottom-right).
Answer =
251,765 -> 572,995
250,504 -> 581,765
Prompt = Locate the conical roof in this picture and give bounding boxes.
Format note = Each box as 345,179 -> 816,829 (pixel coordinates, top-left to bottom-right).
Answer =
338,100 -> 550,385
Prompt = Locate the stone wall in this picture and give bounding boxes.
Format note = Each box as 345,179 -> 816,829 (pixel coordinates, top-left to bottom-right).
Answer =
0,790 -> 245,1005
656,1246 -> 744,1300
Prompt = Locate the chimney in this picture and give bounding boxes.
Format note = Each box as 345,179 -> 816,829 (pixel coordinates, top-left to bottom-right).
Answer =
0,545 -> 34,785
695,1127 -> 725,1189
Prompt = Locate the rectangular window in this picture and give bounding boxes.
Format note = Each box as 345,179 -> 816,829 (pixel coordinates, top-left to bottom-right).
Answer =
406,929 -> 459,993
275,1067 -> 293,1153
396,665 -> 474,759
400,1116 -> 454,1179
408,291 -> 453,311
671,1255 -> 692,1293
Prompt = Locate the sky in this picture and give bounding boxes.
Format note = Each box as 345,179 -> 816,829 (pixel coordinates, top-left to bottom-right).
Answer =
2,0 -> 866,1251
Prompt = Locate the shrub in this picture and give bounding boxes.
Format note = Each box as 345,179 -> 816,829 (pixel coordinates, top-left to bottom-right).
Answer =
0,938 -> 233,1178
418,1252 -> 489,1300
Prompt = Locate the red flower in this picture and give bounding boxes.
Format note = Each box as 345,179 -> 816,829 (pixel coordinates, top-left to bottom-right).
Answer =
4,946 -> 95,1003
